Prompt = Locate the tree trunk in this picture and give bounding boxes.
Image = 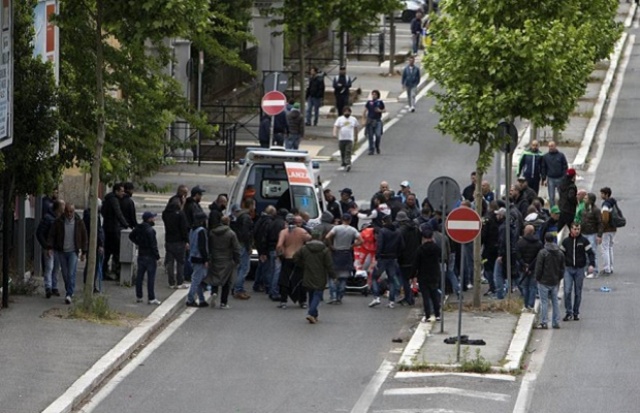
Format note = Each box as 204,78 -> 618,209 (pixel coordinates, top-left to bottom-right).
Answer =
1,165 -> 15,308
339,27 -> 345,67
388,14 -> 396,75
299,28 -> 306,120
84,0 -> 106,308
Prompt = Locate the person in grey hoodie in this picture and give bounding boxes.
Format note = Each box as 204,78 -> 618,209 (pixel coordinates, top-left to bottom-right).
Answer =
286,102 -> 305,149
534,232 -> 565,329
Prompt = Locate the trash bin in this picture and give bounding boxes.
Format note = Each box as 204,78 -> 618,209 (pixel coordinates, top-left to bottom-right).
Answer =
119,229 -> 135,286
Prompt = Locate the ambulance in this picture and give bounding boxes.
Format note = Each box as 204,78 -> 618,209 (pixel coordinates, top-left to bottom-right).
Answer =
228,147 -> 323,224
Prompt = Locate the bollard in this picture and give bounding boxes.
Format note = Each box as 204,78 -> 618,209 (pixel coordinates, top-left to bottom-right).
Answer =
119,229 -> 135,286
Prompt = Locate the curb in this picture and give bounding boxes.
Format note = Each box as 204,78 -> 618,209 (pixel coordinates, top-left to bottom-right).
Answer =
42,289 -> 188,413
573,29 -> 630,170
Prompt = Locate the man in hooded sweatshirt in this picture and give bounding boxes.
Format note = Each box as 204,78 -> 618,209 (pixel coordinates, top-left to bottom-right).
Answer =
516,224 -> 543,311
412,228 -> 442,322
396,211 -> 421,306
286,102 -> 305,149
206,211 -> 241,309
535,232 -> 565,329
294,230 -> 336,324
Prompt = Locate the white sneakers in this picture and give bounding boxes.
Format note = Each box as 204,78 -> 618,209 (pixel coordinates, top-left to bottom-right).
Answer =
368,297 -> 381,307
148,299 -> 162,305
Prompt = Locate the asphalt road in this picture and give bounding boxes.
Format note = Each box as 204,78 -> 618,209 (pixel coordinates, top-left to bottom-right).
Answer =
523,32 -> 640,413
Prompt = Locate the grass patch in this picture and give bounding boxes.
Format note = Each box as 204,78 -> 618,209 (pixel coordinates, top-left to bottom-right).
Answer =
9,276 -> 39,296
400,348 -> 492,374
65,295 -> 142,326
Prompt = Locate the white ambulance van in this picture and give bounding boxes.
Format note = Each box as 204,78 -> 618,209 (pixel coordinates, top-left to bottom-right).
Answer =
228,147 -> 323,225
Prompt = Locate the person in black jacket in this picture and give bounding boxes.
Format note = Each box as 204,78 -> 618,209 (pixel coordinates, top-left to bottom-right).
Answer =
495,207 -> 518,300
481,201 -> 500,296
516,225 -> 543,311
369,214 -> 404,308
83,205 -> 105,293
37,199 -> 64,298
305,66 -> 325,126
323,189 -> 342,223
101,183 -> 129,280
332,66 -> 353,116
560,223 -> 595,321
413,228 -> 442,322
410,10 -> 424,54
130,211 -> 161,305
535,232 -> 565,329
252,206 -> 276,293
231,204 -> 254,299
120,182 -> 138,229
396,212 -> 421,306
162,199 -> 190,288
186,211 -> 209,307
185,185 -> 205,228
557,169 -> 578,232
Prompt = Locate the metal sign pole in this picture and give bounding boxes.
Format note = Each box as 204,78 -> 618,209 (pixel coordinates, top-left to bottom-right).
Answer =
268,72 -> 280,149
457,244 -> 464,363
440,181 -> 447,333
505,148 -> 512,301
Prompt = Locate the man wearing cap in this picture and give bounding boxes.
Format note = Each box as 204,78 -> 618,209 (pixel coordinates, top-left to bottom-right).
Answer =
557,168 -> 578,232
162,198 -> 190,289
326,214 -> 363,304
333,106 -> 359,171
540,205 -> 561,243
339,188 -> 359,230
332,66 -> 353,117
286,102 -> 305,150
518,177 -> 538,205
184,186 -> 206,228
120,182 -> 138,229
130,211 -> 162,305
540,141 -> 568,208
397,181 -> 412,203
517,140 -> 544,194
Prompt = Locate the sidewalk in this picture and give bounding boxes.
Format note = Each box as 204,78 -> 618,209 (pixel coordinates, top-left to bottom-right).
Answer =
0,4 -> 634,412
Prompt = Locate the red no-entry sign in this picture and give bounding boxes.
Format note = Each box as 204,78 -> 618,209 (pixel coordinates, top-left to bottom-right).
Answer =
261,90 -> 287,116
445,207 -> 482,244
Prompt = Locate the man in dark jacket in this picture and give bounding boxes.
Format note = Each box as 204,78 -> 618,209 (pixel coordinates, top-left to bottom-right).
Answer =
396,211 -> 421,306
516,224 -> 543,310
413,228 -> 442,322
47,203 -> 88,304
162,198 -> 189,288
560,223 -> 595,321
130,211 -> 161,305
332,66 -> 353,116
481,203 -> 501,296
258,115 -> 271,148
120,182 -> 138,229
369,215 -> 404,308
410,10 -> 423,54
557,168 -> 578,232
184,185 -> 205,228
272,111 -> 289,146
101,183 -> 129,280
323,189 -> 342,223
231,204 -> 254,299
206,211 -> 241,309
517,140 -> 543,194
83,205 -> 105,293
495,207 -> 518,300
37,199 -> 64,298
535,232 -> 565,329
540,141 -> 568,208
186,211 -> 209,307
252,206 -> 276,293
285,102 -> 305,149
294,230 -> 336,324
305,66 -> 325,126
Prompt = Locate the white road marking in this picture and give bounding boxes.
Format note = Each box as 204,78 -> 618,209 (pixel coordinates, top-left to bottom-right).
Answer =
626,3 -> 638,27
350,359 -> 395,413
78,307 -> 197,413
383,386 -> 510,402
373,410 -> 473,413
587,33 -> 634,176
394,371 -> 516,382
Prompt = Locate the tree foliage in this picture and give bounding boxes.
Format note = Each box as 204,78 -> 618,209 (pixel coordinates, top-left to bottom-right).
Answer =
423,0 -> 621,307
332,0 -> 402,38
0,0 -> 60,195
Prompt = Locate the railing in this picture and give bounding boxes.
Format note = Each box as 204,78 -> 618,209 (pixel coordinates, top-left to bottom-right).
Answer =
346,32 -> 386,64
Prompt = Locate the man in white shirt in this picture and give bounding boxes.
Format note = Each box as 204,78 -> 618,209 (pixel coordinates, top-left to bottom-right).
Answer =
333,106 -> 359,172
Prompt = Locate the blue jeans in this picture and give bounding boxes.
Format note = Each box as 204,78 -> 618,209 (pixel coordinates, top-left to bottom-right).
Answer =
538,283 -> 559,326
493,260 -> 505,299
463,243 -> 473,287
447,267 -> 461,296
307,289 -> 323,318
329,277 -> 347,301
564,267 -> 585,316
306,97 -> 321,125
520,273 -> 537,309
406,86 -> 417,108
412,34 -> 420,54
136,255 -> 158,301
234,246 -> 251,293
547,177 -> 563,208
187,263 -> 207,303
254,258 -> 268,292
373,258 -> 399,302
399,266 -> 415,305
285,133 -> 301,150
57,251 -> 78,298
43,251 -> 60,290
583,233 -> 599,273
366,119 -> 382,153
83,250 -> 104,293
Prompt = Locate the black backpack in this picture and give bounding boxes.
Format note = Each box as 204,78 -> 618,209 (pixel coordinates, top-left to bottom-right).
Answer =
611,203 -> 626,228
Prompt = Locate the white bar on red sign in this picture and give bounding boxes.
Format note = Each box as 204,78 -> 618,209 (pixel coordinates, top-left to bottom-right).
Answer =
448,221 -> 481,230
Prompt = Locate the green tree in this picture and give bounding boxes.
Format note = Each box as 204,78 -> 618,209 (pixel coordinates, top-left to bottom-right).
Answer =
55,0 -> 253,307
423,0 -> 618,307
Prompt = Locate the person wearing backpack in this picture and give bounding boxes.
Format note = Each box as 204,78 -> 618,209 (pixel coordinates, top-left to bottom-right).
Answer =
600,187 -> 620,276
